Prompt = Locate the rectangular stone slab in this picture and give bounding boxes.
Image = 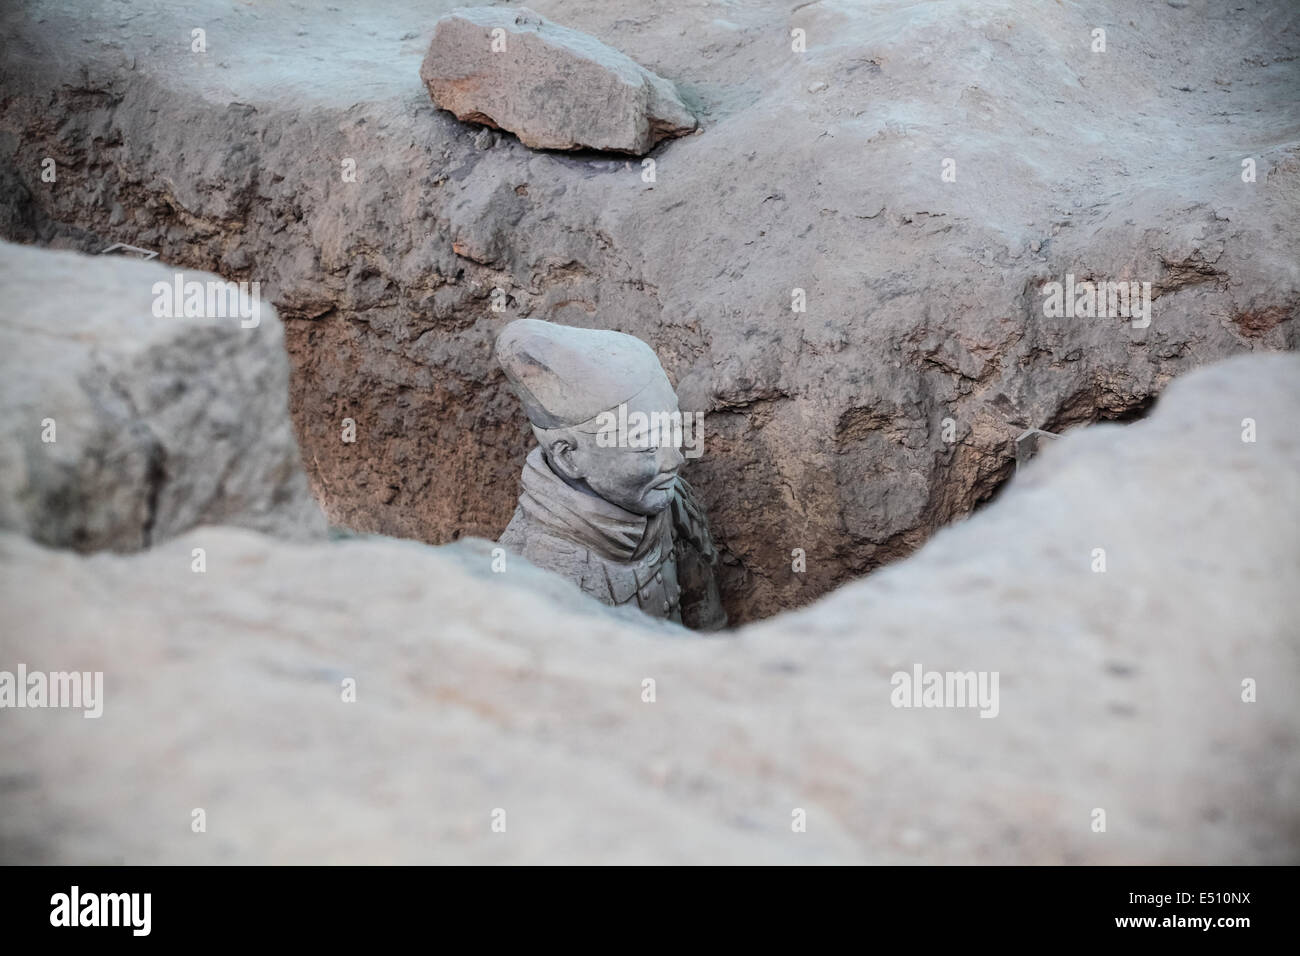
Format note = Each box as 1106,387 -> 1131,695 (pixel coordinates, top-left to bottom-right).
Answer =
419,6 -> 698,155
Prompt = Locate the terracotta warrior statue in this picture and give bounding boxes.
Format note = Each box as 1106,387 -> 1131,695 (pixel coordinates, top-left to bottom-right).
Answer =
496,319 -> 727,631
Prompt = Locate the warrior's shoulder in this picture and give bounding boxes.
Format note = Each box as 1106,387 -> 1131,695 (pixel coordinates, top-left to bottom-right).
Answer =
499,511 -> 619,599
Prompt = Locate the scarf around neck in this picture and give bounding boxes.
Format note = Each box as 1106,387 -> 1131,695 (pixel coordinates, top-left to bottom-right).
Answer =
516,447 -> 671,562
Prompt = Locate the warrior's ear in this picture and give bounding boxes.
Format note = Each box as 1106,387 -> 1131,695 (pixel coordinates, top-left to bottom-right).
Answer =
546,436 -> 583,481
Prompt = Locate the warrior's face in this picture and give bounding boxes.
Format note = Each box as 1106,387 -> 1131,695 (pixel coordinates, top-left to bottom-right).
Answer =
543,378 -> 685,516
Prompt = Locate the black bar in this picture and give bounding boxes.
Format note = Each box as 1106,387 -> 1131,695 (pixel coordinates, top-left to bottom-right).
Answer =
5,865 -> 1286,941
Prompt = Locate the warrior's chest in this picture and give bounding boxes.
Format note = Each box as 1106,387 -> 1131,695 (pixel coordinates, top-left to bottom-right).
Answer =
603,526 -> 682,620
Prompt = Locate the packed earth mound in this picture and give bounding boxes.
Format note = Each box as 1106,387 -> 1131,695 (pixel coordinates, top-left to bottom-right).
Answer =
1,352 -> 1296,863
1,0 -> 1296,625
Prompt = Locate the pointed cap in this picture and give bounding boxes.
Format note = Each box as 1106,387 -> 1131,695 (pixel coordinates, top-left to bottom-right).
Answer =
495,319 -> 670,428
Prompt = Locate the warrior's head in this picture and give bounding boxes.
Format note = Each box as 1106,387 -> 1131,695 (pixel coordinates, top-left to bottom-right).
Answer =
496,319 -> 685,516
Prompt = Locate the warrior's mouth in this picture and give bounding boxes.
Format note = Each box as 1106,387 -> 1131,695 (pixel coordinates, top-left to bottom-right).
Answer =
649,475 -> 677,490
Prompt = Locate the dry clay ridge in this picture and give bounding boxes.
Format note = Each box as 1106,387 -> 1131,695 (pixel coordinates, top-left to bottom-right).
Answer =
1,0 -> 1298,623
0,242 -> 327,552
1,352 -> 1297,864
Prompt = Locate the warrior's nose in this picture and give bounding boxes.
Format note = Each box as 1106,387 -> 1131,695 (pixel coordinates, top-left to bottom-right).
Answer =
657,444 -> 685,475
